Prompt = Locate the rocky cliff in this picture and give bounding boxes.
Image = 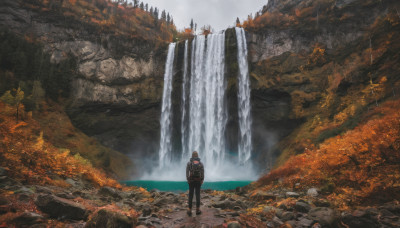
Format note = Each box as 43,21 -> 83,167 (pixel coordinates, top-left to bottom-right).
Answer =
246,0 -> 400,167
0,0 -> 168,163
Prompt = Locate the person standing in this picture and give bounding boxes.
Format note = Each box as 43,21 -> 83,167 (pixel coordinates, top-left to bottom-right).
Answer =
186,151 -> 204,216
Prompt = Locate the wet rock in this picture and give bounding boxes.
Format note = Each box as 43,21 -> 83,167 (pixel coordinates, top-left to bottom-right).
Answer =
0,167 -> 6,176
136,225 -> 147,228
98,186 -> 122,200
12,212 -> 45,226
298,218 -> 314,227
56,192 -> 76,200
18,193 -> 31,203
285,192 -> 300,198
227,221 -> 241,228
313,199 -> 331,207
251,191 -> 277,201
35,194 -> 87,220
381,201 -> 400,215
307,188 -> 319,197
34,186 -> 53,194
295,201 -> 311,213
341,211 -> 380,228
85,209 -> 133,228
308,207 -> 338,227
142,204 -> 152,217
263,206 -> 278,213
212,200 -> 236,210
279,212 -> 295,222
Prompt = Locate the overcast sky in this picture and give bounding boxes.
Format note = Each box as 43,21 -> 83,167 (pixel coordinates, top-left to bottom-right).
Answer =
141,0 -> 268,31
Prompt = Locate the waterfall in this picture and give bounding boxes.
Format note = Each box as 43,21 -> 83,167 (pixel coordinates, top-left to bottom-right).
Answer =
181,40 -> 189,160
187,32 -> 227,173
235,27 -> 253,164
150,29 -> 255,181
158,43 -> 176,168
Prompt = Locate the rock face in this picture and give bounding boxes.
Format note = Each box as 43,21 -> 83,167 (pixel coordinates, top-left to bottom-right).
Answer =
0,0 -> 166,165
35,194 -> 87,220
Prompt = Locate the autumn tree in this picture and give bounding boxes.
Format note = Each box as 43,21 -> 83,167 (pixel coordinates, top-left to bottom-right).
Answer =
0,87 -> 24,122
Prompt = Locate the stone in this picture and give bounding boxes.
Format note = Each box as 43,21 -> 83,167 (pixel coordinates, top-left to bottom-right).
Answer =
295,201 -> 311,213
18,193 -> 31,202
307,188 -> 319,197
34,186 -> 53,194
0,167 -> 6,176
313,199 -> 331,207
341,212 -> 380,228
212,200 -> 234,210
35,194 -> 87,220
279,212 -> 295,221
298,218 -> 314,227
227,221 -> 241,228
308,207 -> 338,227
136,226 -> 147,228
250,191 -> 277,201
285,192 -> 300,198
56,192 -> 76,200
263,206 -> 277,213
85,209 -> 133,228
98,186 -> 122,200
12,212 -> 45,226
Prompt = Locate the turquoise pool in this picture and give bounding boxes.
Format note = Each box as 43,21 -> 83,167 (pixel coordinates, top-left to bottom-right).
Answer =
122,180 -> 252,192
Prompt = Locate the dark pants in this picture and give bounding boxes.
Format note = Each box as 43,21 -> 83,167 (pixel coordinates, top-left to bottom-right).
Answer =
188,181 -> 201,209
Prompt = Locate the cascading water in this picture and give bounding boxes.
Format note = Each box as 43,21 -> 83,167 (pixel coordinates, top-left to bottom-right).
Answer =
158,43 -> 176,169
181,40 -> 189,160
145,29 -> 255,181
187,32 -> 227,174
235,27 -> 253,165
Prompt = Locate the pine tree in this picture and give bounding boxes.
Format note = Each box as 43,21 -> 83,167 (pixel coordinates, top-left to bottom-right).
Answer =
145,3 -> 148,11
236,17 -> 241,27
139,2 -> 144,10
190,18 -> 194,30
167,13 -> 170,24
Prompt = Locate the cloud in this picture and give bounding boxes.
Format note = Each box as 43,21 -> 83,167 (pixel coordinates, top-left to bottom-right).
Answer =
141,0 -> 267,31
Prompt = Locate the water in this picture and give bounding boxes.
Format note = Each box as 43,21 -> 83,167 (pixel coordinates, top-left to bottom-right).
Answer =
123,180 -> 252,192
158,43 -> 176,168
187,32 -> 227,173
235,27 -> 253,165
181,40 -> 189,160
145,29 -> 255,181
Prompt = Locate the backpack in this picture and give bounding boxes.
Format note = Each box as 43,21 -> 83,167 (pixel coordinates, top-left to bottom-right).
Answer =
189,160 -> 202,180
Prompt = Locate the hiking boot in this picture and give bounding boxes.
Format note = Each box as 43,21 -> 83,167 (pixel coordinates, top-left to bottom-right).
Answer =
187,208 -> 192,216
196,207 -> 202,215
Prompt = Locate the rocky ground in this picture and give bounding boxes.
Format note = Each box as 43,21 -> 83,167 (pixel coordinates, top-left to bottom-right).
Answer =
1,167 -> 400,227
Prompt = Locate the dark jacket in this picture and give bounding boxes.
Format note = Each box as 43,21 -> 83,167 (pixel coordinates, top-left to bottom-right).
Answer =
186,157 -> 204,182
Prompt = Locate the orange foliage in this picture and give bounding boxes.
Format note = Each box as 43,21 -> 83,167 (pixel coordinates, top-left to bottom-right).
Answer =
22,0 -> 176,43
0,102 -> 121,188
257,99 -> 400,209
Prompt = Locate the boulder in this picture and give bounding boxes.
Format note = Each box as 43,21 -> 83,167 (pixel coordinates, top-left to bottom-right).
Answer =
308,207 -> 338,227
307,188 -> 319,197
98,186 -> 122,200
295,201 -> 311,213
341,211 -> 380,228
285,192 -> 300,198
12,212 -> 45,226
85,209 -> 133,228
212,200 -> 236,210
250,191 -> 277,200
279,212 -> 295,221
0,167 -> 6,176
298,218 -> 314,227
35,194 -> 87,220
227,221 -> 241,228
